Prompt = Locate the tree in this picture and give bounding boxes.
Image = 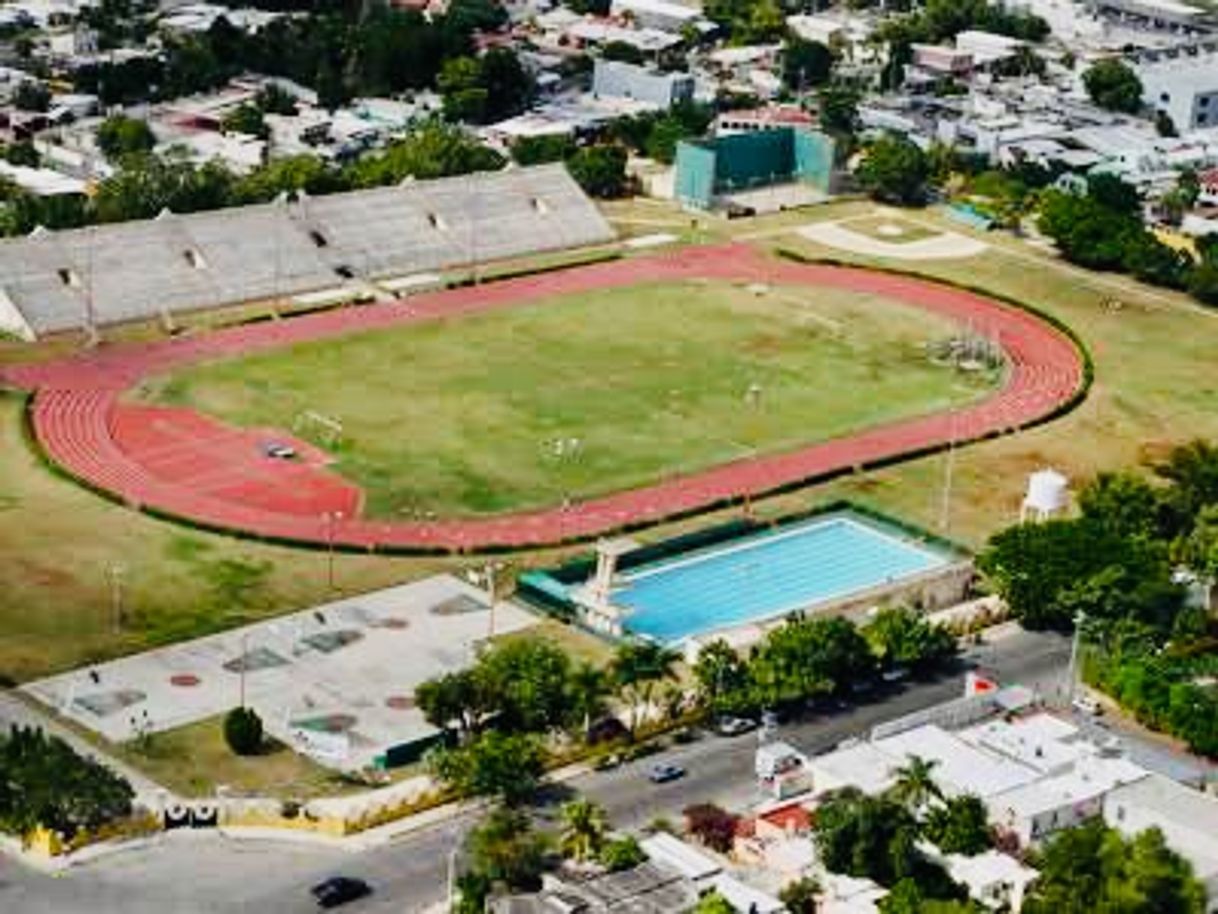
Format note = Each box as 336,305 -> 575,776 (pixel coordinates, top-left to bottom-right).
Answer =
1087,172 -> 1141,216
3,140 -> 39,167
1187,259 -> 1218,306
692,639 -> 751,715
566,145 -> 629,198
0,725 -> 134,839
349,121 -> 503,186
223,706 -> 263,755
416,668 -> 491,737
95,115 -> 157,161
923,795 -> 992,855
814,789 -> 923,886
602,40 -> 645,65
818,83 -> 860,136
856,135 -> 930,205
566,661 -> 611,740
749,615 -> 877,712
478,637 -> 573,734
782,38 -> 834,92
12,80 -> 50,112
1023,821 -> 1205,914
255,83 -> 299,115
1184,503 -> 1218,583
221,103 -> 268,139
599,834 -> 647,871
559,797 -> 608,862
692,891 -> 737,914
779,876 -> 821,913
1078,471 -> 1160,540
684,803 -> 739,853
888,755 -> 942,814
428,731 -> 546,804
465,806 -> 550,892
611,640 -> 679,737
511,134 -> 575,166
864,607 -> 957,673
1083,59 -> 1143,114
1154,439 -> 1218,538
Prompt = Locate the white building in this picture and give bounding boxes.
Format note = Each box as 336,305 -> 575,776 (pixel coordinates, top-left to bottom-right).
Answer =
942,850 -> 1039,912
592,58 -> 695,108
1104,775 -> 1218,911
1136,47 -> 1218,131
610,0 -> 702,32
986,754 -> 1148,844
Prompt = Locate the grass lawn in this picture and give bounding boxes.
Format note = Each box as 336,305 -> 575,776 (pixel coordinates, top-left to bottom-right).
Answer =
841,213 -> 942,244
111,716 -> 360,798
141,279 -> 995,518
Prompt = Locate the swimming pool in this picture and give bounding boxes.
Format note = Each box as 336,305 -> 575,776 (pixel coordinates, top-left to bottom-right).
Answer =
614,515 -> 953,643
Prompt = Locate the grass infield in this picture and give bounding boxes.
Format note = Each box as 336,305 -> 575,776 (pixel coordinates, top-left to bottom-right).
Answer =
139,279 -> 996,519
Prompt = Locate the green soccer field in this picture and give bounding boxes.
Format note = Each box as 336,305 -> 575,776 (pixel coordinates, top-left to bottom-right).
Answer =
139,279 -> 999,518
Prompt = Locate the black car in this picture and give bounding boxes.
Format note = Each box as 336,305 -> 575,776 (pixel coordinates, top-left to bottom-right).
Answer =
310,876 -> 372,908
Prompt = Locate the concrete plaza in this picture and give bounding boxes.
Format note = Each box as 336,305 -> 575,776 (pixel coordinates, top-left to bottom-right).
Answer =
24,574 -> 536,770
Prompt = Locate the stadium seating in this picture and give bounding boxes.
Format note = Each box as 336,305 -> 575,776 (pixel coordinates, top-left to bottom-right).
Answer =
0,164 -> 614,339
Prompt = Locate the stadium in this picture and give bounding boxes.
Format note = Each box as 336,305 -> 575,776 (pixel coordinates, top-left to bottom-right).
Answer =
0,209 -> 1086,550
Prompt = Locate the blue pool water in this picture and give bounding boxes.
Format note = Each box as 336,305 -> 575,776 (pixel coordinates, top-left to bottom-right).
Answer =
615,515 -> 951,643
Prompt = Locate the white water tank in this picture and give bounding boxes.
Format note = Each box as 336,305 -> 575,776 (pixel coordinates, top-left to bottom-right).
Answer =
1023,469 -> 1069,520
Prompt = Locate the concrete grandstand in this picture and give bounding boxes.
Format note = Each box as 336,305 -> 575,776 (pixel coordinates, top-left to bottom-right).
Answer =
0,164 -> 615,340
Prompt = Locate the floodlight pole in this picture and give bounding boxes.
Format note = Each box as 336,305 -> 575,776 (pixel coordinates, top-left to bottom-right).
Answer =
325,511 -> 343,590
938,409 -> 957,532
108,562 -> 125,634
239,631 -> 249,709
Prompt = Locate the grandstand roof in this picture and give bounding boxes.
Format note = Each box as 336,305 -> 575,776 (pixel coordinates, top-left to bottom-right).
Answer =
0,164 -> 614,339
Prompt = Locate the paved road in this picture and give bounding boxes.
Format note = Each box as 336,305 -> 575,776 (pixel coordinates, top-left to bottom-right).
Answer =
1,628 -> 1071,914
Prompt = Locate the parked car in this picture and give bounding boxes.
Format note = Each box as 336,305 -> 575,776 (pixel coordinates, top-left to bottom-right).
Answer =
881,667 -> 911,685
715,716 -> 757,737
261,441 -> 297,460
648,763 -> 685,784
310,876 -> 372,908
1072,695 -> 1103,717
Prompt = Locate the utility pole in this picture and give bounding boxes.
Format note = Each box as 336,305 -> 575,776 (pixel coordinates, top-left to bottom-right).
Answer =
239,631 -> 249,709
1065,610 -> 1086,705
325,511 -> 343,590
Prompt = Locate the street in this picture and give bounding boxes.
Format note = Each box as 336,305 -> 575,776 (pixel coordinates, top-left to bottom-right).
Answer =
0,627 -> 1072,914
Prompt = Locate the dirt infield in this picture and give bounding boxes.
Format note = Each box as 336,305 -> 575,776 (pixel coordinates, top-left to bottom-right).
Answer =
2,244 -> 1086,552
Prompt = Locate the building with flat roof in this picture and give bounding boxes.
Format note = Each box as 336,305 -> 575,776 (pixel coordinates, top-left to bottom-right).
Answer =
1136,48 -> 1218,131
874,724 -> 1043,799
610,0 -> 703,32
1104,775 -> 1218,910
592,58 -> 695,108
941,850 -> 1039,912
986,755 -> 1148,844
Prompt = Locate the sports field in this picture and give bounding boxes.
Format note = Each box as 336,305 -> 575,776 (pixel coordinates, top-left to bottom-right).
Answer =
139,279 -> 996,518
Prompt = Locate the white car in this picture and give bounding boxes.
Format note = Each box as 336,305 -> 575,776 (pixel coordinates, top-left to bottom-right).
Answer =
1072,695 -> 1103,716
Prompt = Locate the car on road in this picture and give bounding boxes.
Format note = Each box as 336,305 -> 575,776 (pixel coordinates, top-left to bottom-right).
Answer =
310,876 -> 372,908
715,716 -> 757,737
648,763 -> 685,784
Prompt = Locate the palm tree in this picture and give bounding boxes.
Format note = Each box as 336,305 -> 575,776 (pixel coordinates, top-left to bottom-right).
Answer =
567,662 -> 611,741
889,754 -> 942,814
611,640 -> 680,739
559,798 -> 609,863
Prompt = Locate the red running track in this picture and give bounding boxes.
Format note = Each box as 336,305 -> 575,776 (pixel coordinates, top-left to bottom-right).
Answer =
2,244 -> 1086,552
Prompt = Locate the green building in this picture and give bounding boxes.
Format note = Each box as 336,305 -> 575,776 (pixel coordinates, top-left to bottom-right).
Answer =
673,127 -> 836,210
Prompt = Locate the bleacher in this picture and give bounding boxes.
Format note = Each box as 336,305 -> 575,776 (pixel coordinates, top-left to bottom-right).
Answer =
0,164 -> 615,340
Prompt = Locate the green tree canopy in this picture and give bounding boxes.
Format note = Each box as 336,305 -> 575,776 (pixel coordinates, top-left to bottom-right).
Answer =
95,115 -> 157,161
427,730 -> 546,804
923,794 -> 992,855
0,725 -> 134,838
1083,59 -> 1144,114
856,135 -> 930,206
782,37 -> 834,92
1023,821 -> 1206,914
223,706 -> 264,756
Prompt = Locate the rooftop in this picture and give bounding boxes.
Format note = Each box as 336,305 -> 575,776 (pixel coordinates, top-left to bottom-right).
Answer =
874,724 -> 1042,798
